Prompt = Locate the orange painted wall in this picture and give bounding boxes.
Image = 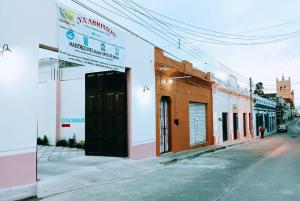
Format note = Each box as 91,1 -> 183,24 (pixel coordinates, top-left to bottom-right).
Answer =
155,48 -> 214,156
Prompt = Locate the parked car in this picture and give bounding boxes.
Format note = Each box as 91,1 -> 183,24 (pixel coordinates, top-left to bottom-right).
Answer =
277,124 -> 288,133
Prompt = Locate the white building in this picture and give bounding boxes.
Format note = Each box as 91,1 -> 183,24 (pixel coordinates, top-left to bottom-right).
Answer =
1,0 -> 157,199
212,75 -> 253,144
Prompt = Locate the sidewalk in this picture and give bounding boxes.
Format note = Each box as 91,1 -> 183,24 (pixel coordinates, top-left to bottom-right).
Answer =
159,138 -> 256,165
37,150 -> 161,199
36,137 -> 258,199
38,145 -> 85,161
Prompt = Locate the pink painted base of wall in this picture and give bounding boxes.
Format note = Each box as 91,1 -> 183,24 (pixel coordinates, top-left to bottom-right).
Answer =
0,152 -> 36,189
129,142 -> 156,160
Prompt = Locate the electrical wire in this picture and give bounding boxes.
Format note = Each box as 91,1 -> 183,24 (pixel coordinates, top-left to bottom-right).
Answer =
116,0 -> 300,45
110,0 -> 249,80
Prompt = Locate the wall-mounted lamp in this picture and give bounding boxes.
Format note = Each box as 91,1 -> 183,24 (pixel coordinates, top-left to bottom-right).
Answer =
1,44 -> 12,56
143,85 -> 150,92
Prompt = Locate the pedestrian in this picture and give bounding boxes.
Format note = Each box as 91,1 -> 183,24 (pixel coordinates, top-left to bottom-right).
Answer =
259,126 -> 265,138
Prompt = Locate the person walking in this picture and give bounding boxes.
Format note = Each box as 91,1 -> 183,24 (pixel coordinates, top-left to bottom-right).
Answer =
259,126 -> 265,138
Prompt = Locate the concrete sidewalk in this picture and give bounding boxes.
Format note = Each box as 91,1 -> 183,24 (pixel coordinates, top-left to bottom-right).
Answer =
159,138 -> 257,165
37,155 -> 161,199
36,137 -> 260,199
38,146 -> 85,162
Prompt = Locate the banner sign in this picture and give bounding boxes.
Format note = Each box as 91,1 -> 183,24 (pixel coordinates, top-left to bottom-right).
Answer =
57,3 -> 125,72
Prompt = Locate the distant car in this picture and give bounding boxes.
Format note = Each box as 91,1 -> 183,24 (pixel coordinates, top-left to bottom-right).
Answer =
277,124 -> 288,133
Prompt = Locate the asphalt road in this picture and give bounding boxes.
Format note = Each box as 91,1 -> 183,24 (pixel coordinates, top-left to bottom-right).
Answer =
40,118 -> 300,201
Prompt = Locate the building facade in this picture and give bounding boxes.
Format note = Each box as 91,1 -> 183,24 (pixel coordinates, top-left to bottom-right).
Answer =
1,0 -> 158,199
37,3 -> 157,160
155,48 -> 214,156
212,75 -> 253,144
254,96 -> 277,136
276,76 -> 294,101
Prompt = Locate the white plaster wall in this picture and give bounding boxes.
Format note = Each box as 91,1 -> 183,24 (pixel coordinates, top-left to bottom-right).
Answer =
60,79 -> 85,141
213,90 -> 229,142
38,82 -> 57,145
213,89 -> 251,143
0,0 -> 39,155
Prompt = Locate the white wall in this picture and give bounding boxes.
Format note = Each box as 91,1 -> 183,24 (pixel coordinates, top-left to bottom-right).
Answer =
0,0 -> 39,156
60,79 -> 85,141
38,81 -> 57,145
213,89 -> 251,143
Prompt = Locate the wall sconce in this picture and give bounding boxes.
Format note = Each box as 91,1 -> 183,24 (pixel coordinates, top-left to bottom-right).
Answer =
1,44 -> 12,56
143,85 -> 150,92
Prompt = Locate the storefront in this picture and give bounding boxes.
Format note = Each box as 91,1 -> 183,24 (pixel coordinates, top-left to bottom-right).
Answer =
254,96 -> 277,136
212,75 -> 253,144
155,48 -> 214,156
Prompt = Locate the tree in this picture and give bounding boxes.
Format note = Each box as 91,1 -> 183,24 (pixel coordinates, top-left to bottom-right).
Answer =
254,82 -> 264,96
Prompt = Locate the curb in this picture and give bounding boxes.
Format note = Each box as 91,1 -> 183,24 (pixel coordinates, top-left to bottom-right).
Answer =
160,139 -> 253,165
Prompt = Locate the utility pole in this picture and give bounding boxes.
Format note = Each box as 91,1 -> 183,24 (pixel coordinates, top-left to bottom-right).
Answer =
250,77 -> 254,137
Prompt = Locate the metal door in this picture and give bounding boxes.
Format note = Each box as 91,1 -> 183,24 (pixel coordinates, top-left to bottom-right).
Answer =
160,97 -> 170,153
85,71 -> 127,157
222,113 -> 228,142
233,113 -> 238,140
189,103 -> 206,146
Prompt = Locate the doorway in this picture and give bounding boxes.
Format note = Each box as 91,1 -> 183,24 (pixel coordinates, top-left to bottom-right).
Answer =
256,114 -> 263,136
243,113 -> 247,137
160,97 -> 171,154
233,113 -> 238,140
222,113 -> 228,142
189,102 -> 207,146
85,71 -> 128,157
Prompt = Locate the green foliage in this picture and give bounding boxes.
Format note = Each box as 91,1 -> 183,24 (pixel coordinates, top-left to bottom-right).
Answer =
37,135 -> 49,146
56,135 -> 85,149
75,140 -> 85,149
56,139 -> 68,147
254,82 -> 264,96
68,134 -> 76,148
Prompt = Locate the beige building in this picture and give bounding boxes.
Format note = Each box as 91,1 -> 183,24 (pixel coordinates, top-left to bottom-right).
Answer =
276,76 -> 294,102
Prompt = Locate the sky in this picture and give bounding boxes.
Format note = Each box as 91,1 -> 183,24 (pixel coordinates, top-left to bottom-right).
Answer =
74,0 -> 300,105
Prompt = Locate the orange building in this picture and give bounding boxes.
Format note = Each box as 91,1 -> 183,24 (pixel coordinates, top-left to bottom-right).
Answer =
155,48 -> 214,156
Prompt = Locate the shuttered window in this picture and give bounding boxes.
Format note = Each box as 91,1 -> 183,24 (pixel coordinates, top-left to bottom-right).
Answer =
189,103 -> 207,146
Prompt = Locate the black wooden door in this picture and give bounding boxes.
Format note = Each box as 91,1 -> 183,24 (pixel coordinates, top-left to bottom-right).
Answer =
222,113 -> 228,142
243,113 -> 247,137
85,71 -> 127,157
233,113 -> 238,140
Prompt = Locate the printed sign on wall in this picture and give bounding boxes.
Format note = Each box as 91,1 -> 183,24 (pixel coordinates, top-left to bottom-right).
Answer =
57,3 -> 125,71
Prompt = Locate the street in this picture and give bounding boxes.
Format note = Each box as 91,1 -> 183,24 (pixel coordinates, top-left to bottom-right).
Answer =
37,118 -> 300,201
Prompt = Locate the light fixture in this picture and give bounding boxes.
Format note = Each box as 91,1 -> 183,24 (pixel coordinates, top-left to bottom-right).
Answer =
1,44 -> 12,56
143,85 -> 150,92
172,75 -> 191,79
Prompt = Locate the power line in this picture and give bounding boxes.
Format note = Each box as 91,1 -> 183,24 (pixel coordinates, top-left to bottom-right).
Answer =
125,2 -> 300,38
85,0 -> 247,81
276,47 -> 300,74
71,0 -> 181,61
112,0 -> 249,80
113,0 -> 300,45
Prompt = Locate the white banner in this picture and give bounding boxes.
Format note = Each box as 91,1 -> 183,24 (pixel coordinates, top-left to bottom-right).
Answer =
57,3 -> 125,72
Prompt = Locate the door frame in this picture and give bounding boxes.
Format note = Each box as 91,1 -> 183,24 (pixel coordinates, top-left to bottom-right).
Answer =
160,96 -> 171,154
85,70 -> 128,157
222,112 -> 228,142
233,113 -> 238,140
